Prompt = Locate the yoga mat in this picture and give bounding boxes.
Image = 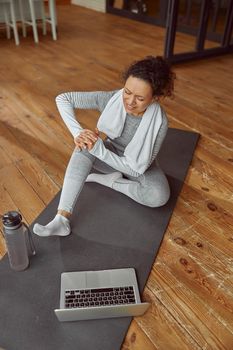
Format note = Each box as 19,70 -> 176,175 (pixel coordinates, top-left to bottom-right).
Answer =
0,128 -> 199,350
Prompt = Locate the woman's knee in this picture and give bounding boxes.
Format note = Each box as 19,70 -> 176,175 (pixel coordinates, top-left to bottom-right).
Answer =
76,148 -> 95,160
140,185 -> 170,208
66,148 -> 94,177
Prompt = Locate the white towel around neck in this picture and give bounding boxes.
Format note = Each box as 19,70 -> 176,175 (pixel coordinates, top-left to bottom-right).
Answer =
97,89 -> 163,174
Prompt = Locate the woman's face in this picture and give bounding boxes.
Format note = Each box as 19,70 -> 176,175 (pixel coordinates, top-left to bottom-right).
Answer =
123,76 -> 154,117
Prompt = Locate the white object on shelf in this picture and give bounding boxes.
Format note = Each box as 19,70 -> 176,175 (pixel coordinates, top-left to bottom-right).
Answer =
71,0 -> 106,13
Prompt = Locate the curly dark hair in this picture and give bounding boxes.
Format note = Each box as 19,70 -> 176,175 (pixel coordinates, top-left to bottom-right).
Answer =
122,56 -> 176,99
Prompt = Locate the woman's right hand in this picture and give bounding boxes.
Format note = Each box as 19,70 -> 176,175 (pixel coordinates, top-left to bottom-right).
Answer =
74,128 -> 99,151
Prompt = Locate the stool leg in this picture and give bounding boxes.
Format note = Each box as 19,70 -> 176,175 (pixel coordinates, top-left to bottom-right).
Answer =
19,0 -> 27,37
3,4 -> 11,39
9,0 -> 20,45
49,0 -> 57,40
28,0 -> 39,43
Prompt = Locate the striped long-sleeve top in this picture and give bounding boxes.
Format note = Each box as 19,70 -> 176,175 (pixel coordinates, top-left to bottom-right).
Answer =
56,91 -> 168,177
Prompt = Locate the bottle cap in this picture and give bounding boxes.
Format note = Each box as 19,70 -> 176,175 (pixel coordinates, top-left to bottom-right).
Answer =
2,211 -> 22,227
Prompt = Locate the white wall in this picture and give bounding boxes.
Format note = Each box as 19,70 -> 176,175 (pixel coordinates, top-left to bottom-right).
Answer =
71,0 -> 106,13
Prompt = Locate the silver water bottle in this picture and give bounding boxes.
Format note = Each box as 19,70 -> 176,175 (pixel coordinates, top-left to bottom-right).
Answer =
2,211 -> 36,271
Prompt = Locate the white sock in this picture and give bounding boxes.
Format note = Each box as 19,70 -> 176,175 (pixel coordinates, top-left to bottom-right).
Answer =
85,171 -> 122,188
33,214 -> 71,237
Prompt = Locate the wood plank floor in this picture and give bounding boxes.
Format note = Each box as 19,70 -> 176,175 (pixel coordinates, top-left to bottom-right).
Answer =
0,4 -> 233,349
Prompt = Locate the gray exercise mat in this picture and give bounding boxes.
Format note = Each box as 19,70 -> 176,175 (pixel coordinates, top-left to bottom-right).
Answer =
0,128 -> 199,350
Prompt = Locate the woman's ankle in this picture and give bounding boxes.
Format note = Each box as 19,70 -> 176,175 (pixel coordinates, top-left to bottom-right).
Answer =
57,209 -> 72,219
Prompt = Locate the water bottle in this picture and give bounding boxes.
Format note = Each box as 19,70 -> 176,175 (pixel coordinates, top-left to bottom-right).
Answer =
2,211 -> 36,271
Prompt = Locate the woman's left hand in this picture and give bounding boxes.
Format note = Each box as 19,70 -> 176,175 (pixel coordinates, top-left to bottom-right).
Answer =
74,128 -> 99,151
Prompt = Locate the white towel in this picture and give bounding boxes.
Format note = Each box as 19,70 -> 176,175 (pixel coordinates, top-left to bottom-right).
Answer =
97,89 -> 163,174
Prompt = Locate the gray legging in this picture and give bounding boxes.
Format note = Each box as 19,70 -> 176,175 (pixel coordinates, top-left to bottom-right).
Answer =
58,141 -> 170,213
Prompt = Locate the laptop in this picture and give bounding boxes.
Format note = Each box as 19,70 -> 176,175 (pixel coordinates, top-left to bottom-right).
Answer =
54,268 -> 150,322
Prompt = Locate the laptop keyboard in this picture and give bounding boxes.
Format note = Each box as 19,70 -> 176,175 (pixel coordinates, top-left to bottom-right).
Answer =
65,286 -> 136,309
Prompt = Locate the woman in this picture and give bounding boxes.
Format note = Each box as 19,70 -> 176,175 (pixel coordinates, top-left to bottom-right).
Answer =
33,56 -> 175,237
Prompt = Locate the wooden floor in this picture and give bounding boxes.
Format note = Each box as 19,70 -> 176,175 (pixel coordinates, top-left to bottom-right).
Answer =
0,4 -> 233,349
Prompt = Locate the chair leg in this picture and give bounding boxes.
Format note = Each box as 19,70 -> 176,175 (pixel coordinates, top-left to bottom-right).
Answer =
28,0 -> 39,43
18,0 -> 27,37
9,0 -> 20,45
49,0 -> 57,40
